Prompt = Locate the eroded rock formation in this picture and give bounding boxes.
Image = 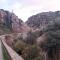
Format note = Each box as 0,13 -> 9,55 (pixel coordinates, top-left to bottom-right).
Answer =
0,9 -> 30,33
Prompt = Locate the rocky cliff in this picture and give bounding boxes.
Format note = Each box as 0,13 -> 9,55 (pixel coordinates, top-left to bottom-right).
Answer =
0,9 -> 29,33
26,11 -> 60,29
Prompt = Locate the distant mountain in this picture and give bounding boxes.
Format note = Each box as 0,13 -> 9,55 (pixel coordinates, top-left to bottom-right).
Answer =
26,11 -> 60,29
0,9 -> 30,34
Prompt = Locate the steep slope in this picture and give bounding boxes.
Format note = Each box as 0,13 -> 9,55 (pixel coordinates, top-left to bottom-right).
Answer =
26,11 -> 60,29
0,9 -> 29,34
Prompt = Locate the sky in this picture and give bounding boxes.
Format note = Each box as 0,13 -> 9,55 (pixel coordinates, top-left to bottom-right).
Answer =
0,0 -> 60,22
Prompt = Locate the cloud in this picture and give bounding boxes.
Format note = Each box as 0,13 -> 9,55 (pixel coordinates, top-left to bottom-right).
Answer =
12,2 -> 22,10
10,0 -> 60,21
0,0 -> 60,22
0,0 -> 7,3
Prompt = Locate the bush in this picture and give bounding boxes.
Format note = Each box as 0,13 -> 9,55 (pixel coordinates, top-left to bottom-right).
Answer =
24,31 -> 36,45
13,40 -> 27,55
22,45 -> 43,60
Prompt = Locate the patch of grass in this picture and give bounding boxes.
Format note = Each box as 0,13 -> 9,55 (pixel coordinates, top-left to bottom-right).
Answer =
2,43 -> 11,60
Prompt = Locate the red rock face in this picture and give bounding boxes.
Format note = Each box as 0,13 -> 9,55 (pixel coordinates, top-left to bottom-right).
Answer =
11,14 -> 21,32
0,9 -> 6,23
0,9 -> 30,33
26,11 -> 60,29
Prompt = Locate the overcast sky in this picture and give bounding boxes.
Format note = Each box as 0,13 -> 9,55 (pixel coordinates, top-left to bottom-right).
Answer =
0,0 -> 60,22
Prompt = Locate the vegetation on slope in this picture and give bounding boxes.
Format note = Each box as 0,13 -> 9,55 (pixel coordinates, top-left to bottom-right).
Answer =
2,42 -> 11,60
12,19 -> 60,60
0,23 -> 12,35
39,20 -> 60,60
12,31 -> 44,60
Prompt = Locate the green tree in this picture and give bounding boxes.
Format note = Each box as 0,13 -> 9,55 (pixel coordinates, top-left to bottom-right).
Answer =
40,20 -> 60,60
25,31 -> 36,45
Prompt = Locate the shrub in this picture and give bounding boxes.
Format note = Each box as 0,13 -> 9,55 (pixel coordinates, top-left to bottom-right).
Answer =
13,40 -> 27,55
24,31 -> 36,45
22,45 -> 43,60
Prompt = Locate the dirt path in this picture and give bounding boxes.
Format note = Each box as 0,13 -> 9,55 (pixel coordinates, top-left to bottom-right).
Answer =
0,40 -> 3,60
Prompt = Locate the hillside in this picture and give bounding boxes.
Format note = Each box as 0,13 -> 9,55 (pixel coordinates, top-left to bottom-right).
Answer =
26,11 -> 60,29
0,9 -> 30,34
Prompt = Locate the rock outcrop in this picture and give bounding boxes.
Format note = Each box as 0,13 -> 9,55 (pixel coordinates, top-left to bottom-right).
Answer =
26,11 -> 60,29
0,9 -> 30,33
